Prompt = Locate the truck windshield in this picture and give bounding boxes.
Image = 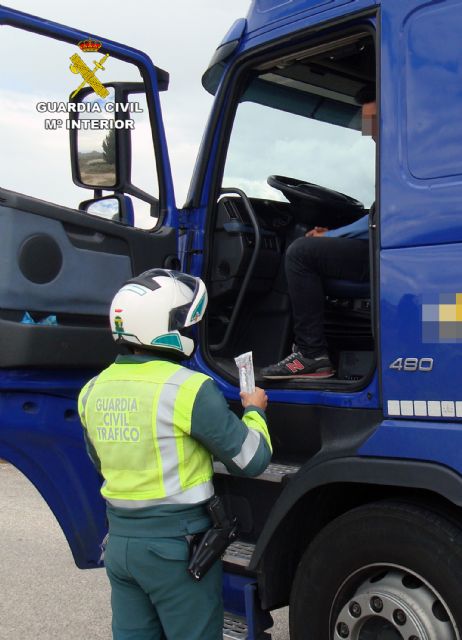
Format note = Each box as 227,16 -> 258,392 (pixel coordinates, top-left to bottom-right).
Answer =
223,99 -> 375,207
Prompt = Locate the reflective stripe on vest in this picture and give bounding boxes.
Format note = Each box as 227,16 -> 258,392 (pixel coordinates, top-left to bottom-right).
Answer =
232,428 -> 261,469
106,482 -> 214,508
80,360 -> 213,506
78,375 -> 98,427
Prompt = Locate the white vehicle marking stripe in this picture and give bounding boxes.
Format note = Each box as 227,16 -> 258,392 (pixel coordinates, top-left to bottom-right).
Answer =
387,400 -> 401,416
400,400 -> 414,416
427,401 -> 442,417
414,401 -> 428,417
388,400 -> 462,419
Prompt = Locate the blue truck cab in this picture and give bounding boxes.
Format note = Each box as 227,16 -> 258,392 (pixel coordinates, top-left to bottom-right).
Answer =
2,1 -> 462,637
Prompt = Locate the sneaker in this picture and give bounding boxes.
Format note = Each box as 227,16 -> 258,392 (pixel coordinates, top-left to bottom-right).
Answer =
260,351 -> 334,380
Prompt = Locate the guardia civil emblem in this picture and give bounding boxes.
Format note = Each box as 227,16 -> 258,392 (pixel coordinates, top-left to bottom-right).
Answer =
114,315 -> 124,334
69,38 -> 110,99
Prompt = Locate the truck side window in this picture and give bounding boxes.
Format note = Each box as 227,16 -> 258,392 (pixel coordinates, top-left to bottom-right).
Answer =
128,94 -> 159,229
0,27 -> 159,229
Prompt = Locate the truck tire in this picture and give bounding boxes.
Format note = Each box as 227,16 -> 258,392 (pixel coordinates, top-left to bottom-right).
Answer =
289,501 -> 462,640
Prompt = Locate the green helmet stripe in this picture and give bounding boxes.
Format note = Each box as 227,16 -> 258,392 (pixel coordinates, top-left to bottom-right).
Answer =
191,293 -> 206,322
151,333 -> 183,350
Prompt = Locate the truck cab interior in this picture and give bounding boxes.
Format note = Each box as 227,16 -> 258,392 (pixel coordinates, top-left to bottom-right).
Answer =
202,29 -> 376,390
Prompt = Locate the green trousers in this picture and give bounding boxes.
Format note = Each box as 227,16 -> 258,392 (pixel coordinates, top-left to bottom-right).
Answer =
105,534 -> 223,640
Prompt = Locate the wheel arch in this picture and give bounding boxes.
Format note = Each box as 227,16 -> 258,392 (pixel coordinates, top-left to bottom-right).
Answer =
0,391 -> 106,569
253,456 -> 462,610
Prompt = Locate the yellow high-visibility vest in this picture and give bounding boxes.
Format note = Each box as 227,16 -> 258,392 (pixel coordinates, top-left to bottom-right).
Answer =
78,360 -> 214,508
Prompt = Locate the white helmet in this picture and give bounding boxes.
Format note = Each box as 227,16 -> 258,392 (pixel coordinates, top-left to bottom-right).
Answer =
110,269 -> 208,357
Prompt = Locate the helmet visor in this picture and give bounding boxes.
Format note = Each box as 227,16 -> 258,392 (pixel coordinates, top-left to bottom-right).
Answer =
126,268 -> 205,332
168,272 -> 204,331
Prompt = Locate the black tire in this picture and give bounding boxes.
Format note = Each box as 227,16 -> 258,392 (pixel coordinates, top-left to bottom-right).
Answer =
289,501 -> 462,640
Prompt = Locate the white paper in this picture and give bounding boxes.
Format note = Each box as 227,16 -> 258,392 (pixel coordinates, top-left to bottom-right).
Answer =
234,351 -> 255,394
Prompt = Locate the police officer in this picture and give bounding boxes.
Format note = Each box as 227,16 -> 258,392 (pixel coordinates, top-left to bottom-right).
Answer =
78,268 -> 272,640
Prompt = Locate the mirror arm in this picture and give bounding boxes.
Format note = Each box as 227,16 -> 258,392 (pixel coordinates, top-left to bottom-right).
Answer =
124,184 -> 158,206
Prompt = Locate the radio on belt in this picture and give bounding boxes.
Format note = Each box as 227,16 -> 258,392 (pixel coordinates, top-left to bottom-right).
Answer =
234,351 -> 255,394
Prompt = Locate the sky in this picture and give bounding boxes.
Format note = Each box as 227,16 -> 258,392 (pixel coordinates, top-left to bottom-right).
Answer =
0,1 -> 251,207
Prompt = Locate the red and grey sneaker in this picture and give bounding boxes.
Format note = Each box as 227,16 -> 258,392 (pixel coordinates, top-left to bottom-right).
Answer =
260,351 -> 334,380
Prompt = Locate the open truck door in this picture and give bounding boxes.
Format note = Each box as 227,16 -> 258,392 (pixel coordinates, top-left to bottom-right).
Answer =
0,6 -> 178,567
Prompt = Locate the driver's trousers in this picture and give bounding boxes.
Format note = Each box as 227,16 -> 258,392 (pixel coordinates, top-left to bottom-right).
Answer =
285,236 -> 370,357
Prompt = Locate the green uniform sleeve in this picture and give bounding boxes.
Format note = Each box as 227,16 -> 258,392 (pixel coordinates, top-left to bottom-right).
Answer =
190,379 -> 272,477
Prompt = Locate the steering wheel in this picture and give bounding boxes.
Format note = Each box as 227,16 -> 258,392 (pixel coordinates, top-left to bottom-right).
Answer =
267,175 -> 364,227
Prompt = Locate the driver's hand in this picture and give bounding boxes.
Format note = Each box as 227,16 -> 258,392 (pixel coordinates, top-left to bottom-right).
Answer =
306,226 -> 329,238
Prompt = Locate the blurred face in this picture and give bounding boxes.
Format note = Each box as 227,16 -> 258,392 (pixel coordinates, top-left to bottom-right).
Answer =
362,100 -> 377,141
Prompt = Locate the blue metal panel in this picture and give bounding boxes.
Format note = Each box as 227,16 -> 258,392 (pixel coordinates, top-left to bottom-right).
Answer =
223,573 -> 254,617
216,18 -> 248,49
359,419 -> 462,476
0,368 -> 92,394
222,575 -> 273,639
0,375 -> 105,568
380,0 -> 462,249
379,0 -> 462,419
405,5 -> 462,181
246,0 -> 377,36
380,243 -> 462,419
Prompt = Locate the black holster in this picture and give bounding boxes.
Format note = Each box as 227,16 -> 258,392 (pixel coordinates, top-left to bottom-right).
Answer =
187,495 -> 238,581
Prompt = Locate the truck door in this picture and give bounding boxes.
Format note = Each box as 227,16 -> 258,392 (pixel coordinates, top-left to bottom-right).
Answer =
0,6 -> 177,369
380,0 -> 462,419
0,6 -> 178,568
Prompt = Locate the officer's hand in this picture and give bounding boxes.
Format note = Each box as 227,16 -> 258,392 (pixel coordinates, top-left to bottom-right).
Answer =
240,387 -> 268,411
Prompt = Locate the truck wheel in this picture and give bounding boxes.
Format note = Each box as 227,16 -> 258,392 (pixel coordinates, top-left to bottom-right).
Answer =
289,501 -> 462,640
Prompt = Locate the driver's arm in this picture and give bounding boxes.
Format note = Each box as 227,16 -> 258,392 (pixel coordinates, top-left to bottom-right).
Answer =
322,214 -> 369,240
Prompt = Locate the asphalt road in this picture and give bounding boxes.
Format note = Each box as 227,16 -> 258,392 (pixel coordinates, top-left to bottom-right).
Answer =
0,464 -> 289,640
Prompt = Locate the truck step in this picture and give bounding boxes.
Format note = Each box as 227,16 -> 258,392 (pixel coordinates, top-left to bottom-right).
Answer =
223,613 -> 248,640
223,540 -> 255,567
214,460 -> 301,483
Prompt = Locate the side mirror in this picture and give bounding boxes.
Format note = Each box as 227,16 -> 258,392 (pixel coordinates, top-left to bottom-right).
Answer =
70,79 -> 165,227
80,194 -> 134,226
70,84 -> 136,191
76,119 -> 117,188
